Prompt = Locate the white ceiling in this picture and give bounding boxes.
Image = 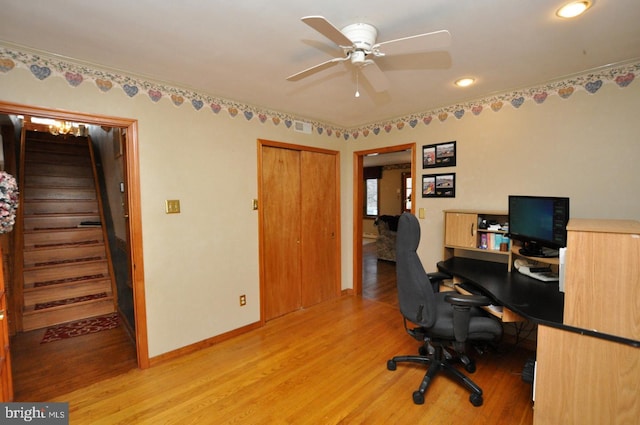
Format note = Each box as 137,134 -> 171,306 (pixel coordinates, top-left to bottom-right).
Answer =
0,1 -> 638,128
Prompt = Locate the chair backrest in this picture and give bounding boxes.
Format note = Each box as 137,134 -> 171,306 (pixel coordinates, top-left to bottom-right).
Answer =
395,212 -> 437,328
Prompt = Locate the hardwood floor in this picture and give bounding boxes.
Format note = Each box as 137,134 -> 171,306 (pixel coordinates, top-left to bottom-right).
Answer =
9,241 -> 535,423
362,239 -> 398,307
10,320 -> 137,401
46,296 -> 534,424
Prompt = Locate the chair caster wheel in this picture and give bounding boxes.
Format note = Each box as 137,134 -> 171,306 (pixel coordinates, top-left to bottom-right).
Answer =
387,360 -> 396,371
418,345 -> 428,356
469,393 -> 483,407
465,361 -> 476,373
412,391 -> 425,405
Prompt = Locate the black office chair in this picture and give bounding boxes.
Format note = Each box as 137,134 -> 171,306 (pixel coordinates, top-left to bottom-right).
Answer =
387,212 -> 503,406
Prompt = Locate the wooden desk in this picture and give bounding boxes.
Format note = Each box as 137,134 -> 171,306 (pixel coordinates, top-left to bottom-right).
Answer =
439,218 -> 640,425
437,257 -> 563,325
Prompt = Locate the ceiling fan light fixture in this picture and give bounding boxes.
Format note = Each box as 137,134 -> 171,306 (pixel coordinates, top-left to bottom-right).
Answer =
455,77 -> 475,88
556,1 -> 592,18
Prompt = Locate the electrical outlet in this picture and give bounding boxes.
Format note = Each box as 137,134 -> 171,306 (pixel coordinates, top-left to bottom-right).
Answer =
239,294 -> 247,306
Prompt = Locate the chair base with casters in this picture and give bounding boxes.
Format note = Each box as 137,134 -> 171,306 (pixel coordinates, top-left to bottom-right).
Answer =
387,324 -> 484,406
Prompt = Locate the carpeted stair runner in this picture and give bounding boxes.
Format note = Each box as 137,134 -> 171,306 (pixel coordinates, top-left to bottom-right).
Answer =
35,292 -> 108,310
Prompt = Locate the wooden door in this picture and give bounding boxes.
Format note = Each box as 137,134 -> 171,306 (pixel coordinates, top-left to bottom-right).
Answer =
260,142 -> 340,321
0,246 -> 14,401
444,212 -> 478,248
300,151 -> 339,307
261,146 -> 302,320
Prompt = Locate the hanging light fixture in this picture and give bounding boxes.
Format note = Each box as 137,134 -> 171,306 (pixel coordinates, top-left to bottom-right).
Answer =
48,121 -> 86,137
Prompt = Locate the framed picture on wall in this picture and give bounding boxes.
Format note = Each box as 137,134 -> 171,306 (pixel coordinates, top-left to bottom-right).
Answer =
422,173 -> 456,198
422,141 -> 456,168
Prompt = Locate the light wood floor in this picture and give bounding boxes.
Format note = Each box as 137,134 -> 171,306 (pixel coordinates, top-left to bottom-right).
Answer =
10,242 -> 535,423
50,297 -> 534,424
10,321 -> 137,401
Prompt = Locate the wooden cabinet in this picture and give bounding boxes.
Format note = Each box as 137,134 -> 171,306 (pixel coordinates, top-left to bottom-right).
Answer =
444,212 -> 477,248
443,210 -> 524,322
443,210 -> 510,261
534,218 -> 640,425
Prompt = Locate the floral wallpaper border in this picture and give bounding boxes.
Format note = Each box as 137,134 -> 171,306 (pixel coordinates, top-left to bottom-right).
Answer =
0,44 -> 637,141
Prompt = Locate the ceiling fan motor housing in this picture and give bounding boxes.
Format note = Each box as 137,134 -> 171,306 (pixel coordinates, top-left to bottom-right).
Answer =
341,23 -> 378,51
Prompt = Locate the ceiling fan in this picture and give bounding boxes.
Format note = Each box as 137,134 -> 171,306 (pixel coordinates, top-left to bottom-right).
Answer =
286,16 -> 451,93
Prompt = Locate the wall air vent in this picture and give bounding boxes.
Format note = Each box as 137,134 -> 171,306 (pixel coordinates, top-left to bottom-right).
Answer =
293,120 -> 312,134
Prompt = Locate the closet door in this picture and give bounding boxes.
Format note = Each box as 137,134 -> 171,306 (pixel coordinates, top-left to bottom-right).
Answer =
260,142 -> 340,321
300,150 -> 339,307
261,146 -> 302,320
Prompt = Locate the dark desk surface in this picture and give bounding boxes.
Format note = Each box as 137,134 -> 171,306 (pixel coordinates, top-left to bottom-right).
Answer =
438,256 -> 640,348
437,257 -> 565,325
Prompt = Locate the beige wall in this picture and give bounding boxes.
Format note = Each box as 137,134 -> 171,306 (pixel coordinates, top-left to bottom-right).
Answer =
344,82 -> 640,271
0,64 -> 340,357
1,45 -> 639,357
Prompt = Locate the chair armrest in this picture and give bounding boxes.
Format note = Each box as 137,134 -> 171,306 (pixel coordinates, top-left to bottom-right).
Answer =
445,293 -> 495,345
444,293 -> 493,308
426,271 -> 451,283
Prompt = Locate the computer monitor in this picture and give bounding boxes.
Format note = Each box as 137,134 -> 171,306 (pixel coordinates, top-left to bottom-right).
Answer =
508,195 -> 570,257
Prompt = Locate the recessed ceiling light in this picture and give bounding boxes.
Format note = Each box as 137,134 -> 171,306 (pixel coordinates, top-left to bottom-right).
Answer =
556,1 -> 592,18
455,78 -> 475,88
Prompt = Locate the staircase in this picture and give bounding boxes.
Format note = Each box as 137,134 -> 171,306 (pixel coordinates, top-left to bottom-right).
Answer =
18,130 -> 117,331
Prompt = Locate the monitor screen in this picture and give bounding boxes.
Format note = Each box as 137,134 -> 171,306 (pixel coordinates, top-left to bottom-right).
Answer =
508,195 -> 570,257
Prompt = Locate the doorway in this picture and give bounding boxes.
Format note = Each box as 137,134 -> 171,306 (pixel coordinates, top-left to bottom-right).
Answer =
0,101 -> 149,400
353,143 -> 415,298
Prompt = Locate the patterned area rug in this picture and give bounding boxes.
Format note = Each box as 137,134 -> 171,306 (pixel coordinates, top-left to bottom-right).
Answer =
41,312 -> 120,344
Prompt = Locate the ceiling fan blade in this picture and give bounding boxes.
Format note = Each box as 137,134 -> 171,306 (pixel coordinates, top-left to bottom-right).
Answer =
301,16 -> 354,47
286,57 -> 348,81
375,30 -> 451,56
359,61 -> 389,92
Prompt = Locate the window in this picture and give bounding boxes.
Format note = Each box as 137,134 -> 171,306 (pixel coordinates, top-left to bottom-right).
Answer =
365,178 -> 379,216
401,172 -> 412,212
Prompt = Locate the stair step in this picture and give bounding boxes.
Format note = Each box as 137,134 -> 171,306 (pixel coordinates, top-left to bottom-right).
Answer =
24,227 -> 103,248
24,162 -> 93,178
23,259 -> 109,286
24,243 -> 106,267
23,199 -> 99,215
24,278 -> 112,305
25,133 -> 89,150
34,292 -> 109,311
25,174 -> 94,188
24,187 -> 96,201
25,151 -> 91,166
24,213 -> 101,230
22,297 -> 115,331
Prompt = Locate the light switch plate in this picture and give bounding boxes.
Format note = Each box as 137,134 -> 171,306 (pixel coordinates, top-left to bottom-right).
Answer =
165,199 -> 181,214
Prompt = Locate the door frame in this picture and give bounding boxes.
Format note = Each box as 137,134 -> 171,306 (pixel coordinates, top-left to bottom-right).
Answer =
352,143 -> 416,296
0,100 -> 149,369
